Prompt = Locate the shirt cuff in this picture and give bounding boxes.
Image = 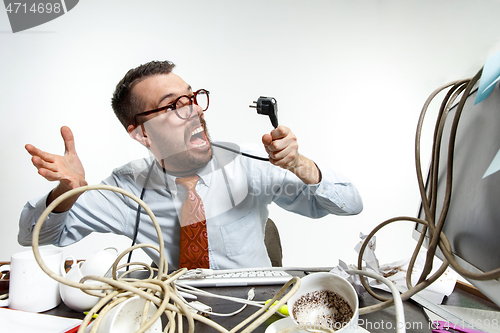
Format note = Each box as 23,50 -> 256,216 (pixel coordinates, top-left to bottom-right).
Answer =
305,161 -> 363,214
30,193 -> 69,229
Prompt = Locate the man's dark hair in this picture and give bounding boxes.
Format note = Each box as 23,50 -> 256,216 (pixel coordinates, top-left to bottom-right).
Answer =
111,60 -> 176,130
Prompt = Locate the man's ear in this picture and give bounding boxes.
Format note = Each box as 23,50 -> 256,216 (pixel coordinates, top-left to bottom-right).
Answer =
127,124 -> 150,147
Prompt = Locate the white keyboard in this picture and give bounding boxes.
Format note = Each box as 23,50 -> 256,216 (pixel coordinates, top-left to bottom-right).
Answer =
175,269 -> 293,287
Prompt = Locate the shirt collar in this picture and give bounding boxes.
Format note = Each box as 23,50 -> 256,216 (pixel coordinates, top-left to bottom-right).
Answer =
162,158 -> 215,195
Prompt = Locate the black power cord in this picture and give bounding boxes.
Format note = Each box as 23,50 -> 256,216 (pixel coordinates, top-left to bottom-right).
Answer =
211,142 -> 270,162
126,141 -> 271,267
126,161 -> 155,270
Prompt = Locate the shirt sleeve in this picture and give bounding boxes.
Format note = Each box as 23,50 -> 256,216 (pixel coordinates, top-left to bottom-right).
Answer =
18,192 -> 70,246
242,144 -> 363,218
305,161 -> 363,215
18,172 -> 134,248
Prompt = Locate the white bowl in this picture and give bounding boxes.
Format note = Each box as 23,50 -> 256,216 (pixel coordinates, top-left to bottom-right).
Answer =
265,317 -> 309,333
288,272 -> 359,333
87,296 -> 162,333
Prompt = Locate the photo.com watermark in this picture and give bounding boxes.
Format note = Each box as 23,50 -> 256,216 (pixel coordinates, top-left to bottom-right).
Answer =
296,319 -> 424,331
3,0 -> 79,33
298,318 -> 500,331
359,319 -> 423,331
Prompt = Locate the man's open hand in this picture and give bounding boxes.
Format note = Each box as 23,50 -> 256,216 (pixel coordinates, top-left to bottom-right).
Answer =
25,126 -> 87,211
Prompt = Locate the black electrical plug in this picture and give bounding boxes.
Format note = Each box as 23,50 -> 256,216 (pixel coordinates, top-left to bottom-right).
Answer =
249,96 -> 278,128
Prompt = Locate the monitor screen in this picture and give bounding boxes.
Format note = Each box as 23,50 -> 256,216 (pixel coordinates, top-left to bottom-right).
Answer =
414,80 -> 500,306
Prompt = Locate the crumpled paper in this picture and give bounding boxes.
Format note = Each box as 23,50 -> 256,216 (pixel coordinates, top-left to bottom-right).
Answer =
329,232 -> 458,304
329,259 -> 366,297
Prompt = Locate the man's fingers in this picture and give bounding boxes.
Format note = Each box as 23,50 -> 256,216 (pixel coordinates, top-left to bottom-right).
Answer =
261,133 -> 273,146
25,144 -> 55,163
38,168 -> 61,182
31,155 -> 58,173
262,125 -> 299,169
266,126 -> 296,152
267,134 -> 298,153
269,144 -> 294,161
61,126 -> 77,155
25,143 -> 35,154
263,126 -> 288,152
270,125 -> 289,140
25,143 -> 40,157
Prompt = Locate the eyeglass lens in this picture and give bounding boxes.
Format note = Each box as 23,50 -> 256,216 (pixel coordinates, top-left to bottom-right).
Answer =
175,90 -> 209,119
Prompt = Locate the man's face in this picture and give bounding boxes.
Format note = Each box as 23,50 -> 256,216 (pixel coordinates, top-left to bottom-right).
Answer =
129,73 -> 212,175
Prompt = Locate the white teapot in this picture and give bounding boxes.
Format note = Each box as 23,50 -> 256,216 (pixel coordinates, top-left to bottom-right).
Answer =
60,247 -> 118,312
80,247 -> 119,277
60,256 -> 101,312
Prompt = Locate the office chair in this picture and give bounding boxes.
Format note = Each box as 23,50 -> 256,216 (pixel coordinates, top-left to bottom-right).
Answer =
264,218 -> 283,267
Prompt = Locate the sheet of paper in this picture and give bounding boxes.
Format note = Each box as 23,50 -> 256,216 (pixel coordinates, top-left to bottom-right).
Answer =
350,233 -> 457,304
0,307 -> 82,333
475,49 -> 500,105
440,305 -> 500,333
483,149 -> 500,179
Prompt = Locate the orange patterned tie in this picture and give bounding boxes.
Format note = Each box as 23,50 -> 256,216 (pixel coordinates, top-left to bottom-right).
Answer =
175,175 -> 209,269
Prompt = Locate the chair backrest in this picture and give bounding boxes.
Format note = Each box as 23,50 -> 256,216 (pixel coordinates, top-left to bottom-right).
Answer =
264,218 -> 283,267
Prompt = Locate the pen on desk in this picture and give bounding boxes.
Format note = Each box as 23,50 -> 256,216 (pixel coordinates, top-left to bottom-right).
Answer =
61,323 -> 81,333
83,311 -> 99,318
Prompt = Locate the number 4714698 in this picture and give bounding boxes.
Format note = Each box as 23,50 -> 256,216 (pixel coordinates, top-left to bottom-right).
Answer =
5,2 -> 62,14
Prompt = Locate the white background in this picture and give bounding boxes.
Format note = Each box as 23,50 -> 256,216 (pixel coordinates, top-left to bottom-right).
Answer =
1,0 -> 499,268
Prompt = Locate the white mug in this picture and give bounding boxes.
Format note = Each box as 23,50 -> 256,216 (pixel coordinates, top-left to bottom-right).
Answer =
0,248 -> 63,312
288,272 -> 359,333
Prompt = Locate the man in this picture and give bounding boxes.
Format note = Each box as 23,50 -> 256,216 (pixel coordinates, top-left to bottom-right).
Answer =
19,60 -> 363,269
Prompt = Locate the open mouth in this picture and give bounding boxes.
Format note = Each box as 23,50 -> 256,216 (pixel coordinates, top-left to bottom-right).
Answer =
189,125 -> 208,148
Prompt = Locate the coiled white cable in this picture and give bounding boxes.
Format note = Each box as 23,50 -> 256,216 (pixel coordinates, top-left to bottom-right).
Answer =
31,184 -> 409,332
31,184 -> 301,333
346,269 -> 405,333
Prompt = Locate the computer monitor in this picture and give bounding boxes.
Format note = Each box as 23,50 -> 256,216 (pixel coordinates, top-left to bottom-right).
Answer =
413,80 -> 500,307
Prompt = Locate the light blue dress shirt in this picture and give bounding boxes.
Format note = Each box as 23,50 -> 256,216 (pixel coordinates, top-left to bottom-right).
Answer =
19,143 -> 363,269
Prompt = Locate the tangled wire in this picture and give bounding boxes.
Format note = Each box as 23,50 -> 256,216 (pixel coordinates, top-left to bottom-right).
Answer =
31,184 -> 301,333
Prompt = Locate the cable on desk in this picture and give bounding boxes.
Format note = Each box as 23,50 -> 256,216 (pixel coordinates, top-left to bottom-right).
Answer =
33,78 -> 487,330
356,68 -> 500,313
31,184 -> 301,333
176,286 -> 257,317
347,269 -> 405,333
30,184 -> 408,332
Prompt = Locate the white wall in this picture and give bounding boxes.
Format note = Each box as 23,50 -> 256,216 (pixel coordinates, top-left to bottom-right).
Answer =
1,0 -> 499,267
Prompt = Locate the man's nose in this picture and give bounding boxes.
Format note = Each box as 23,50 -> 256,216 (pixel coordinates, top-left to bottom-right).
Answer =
190,103 -> 204,118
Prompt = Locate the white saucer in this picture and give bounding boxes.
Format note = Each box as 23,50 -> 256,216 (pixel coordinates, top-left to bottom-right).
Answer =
265,317 -> 307,333
265,317 -> 370,333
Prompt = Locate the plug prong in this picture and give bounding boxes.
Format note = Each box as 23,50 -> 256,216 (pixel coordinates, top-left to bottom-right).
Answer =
249,96 -> 278,128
